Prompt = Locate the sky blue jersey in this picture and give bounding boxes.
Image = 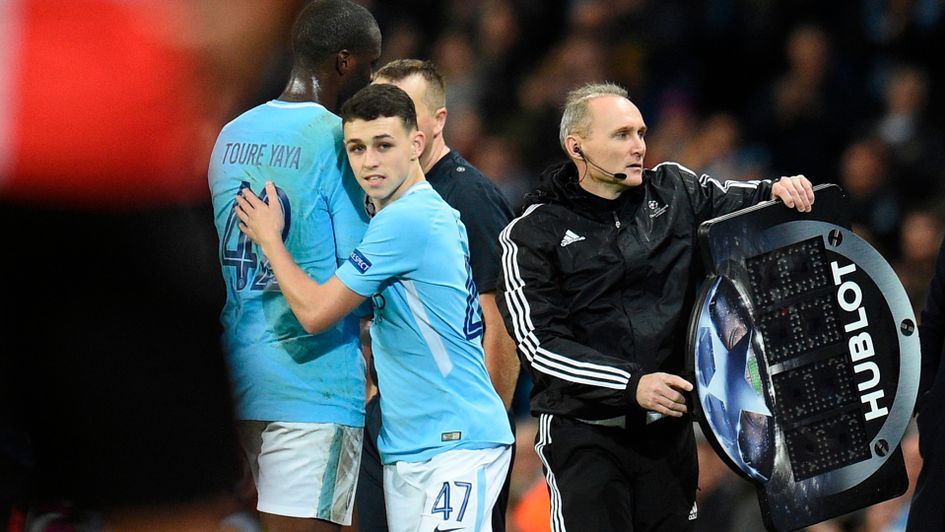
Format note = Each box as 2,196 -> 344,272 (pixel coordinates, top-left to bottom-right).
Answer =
336,182 -> 513,464
208,100 -> 369,426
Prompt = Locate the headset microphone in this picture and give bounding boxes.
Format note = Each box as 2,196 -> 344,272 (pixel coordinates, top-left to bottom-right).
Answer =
574,146 -> 627,180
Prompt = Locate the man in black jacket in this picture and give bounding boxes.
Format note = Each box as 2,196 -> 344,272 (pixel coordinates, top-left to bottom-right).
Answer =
496,82 -> 814,531
907,234 -> 945,531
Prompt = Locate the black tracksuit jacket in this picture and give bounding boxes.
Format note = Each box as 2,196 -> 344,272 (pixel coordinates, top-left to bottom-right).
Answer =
497,161 -> 774,423
907,234 -> 945,531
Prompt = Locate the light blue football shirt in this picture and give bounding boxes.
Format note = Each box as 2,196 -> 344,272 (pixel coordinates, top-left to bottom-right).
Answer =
208,100 -> 369,426
336,181 -> 514,464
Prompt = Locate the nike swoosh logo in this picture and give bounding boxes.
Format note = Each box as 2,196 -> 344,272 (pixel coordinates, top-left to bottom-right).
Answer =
433,527 -> 464,532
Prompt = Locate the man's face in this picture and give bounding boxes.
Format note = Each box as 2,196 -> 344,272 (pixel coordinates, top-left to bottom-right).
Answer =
577,95 -> 647,187
343,116 -> 423,209
374,74 -> 441,161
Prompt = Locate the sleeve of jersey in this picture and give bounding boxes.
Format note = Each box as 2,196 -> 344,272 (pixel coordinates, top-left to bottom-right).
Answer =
460,182 -> 514,293
497,208 -> 643,411
667,162 -> 773,222
335,207 -> 424,297
327,161 -> 370,267
325,157 -> 371,315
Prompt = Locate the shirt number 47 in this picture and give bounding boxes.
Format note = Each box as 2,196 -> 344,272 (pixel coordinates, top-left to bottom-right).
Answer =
431,480 -> 473,523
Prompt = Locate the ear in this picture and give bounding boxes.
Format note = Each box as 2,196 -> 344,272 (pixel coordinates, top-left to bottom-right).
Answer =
412,130 -> 426,161
335,50 -> 352,76
565,136 -> 583,160
432,107 -> 448,138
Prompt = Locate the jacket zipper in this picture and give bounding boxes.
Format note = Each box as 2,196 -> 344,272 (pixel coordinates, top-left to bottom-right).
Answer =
612,212 -> 621,228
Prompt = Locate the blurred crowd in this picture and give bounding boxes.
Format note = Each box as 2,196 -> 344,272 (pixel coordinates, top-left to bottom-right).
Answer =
2,0 -> 943,531
328,0 -> 945,316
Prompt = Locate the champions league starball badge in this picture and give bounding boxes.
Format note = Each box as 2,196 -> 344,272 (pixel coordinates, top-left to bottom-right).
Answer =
687,184 -> 920,531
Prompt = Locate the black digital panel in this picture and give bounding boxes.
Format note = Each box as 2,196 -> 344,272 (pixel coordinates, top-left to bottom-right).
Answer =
747,237 -> 831,309
784,410 -> 871,481
771,355 -> 859,424
756,295 -> 843,364
689,185 -> 919,531
749,238 -> 845,365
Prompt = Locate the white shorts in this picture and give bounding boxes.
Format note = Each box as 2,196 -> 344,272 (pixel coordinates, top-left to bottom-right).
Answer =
383,445 -> 512,532
238,420 -> 363,525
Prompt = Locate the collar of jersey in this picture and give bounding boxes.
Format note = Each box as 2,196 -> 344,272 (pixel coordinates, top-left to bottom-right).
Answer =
266,100 -> 326,110
403,181 -> 432,197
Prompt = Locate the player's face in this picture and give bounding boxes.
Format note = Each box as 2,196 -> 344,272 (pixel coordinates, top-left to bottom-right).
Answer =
374,74 -> 441,161
344,116 -> 425,210
580,95 -> 647,187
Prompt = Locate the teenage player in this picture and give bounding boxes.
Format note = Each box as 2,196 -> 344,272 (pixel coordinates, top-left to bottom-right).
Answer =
358,59 -> 519,531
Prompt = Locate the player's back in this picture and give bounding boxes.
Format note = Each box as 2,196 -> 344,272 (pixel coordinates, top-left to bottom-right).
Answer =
208,101 -> 369,425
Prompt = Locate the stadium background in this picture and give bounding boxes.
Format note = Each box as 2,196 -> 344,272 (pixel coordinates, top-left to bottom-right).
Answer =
1,1 -> 942,530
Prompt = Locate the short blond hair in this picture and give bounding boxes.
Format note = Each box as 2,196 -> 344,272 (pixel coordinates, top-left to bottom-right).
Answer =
559,82 -> 629,152
375,59 -> 446,111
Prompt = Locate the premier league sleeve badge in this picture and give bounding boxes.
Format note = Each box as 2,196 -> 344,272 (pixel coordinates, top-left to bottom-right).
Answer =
687,184 -> 920,531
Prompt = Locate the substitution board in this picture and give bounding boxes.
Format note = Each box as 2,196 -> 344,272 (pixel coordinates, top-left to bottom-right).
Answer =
687,184 -> 919,531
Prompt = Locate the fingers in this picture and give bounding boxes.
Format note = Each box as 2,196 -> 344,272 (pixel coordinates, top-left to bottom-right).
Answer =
234,183 -> 275,244
789,175 -> 813,212
648,397 -> 686,417
664,389 -> 686,406
235,186 -> 263,225
654,395 -> 688,416
775,175 -> 814,213
664,374 -> 694,393
239,185 -> 264,208
637,373 -> 692,417
266,180 -> 285,219
658,382 -> 688,416
234,181 -> 283,224
235,194 -> 252,222
800,175 -> 815,204
237,221 -> 252,240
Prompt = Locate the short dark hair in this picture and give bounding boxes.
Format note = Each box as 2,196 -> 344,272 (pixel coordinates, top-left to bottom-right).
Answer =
292,0 -> 380,66
375,59 -> 446,109
340,84 -> 418,132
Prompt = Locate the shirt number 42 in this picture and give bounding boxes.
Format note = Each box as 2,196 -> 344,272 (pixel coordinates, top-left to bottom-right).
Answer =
221,180 -> 292,291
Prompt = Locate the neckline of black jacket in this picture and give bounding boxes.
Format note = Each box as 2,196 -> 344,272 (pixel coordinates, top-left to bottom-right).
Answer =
525,160 -> 646,223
